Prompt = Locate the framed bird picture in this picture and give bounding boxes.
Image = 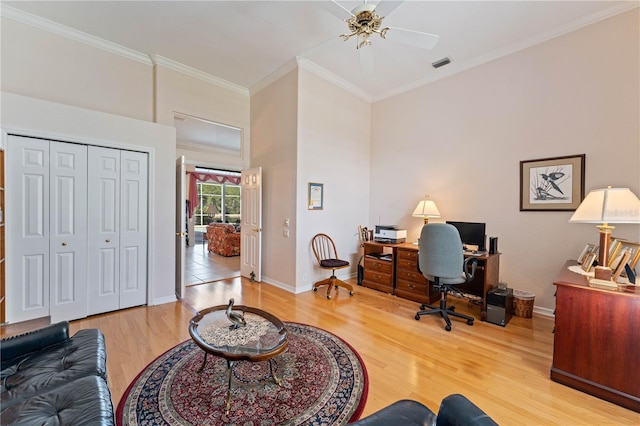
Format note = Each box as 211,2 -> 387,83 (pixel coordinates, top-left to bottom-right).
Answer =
519,154 -> 585,211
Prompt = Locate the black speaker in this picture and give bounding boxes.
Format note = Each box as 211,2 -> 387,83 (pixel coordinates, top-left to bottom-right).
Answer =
489,237 -> 498,254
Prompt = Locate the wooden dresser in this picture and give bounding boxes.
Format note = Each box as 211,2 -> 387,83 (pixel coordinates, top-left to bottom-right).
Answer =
552,261 -> 640,412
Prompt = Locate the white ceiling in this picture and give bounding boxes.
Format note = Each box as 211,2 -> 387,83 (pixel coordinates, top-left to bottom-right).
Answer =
4,1 -> 636,102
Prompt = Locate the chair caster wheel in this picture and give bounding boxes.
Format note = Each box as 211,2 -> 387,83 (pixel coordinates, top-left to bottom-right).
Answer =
449,306 -> 455,311
420,304 -> 426,310
467,320 -> 474,326
445,325 -> 452,332
326,295 -> 331,300
415,314 -> 421,320
313,287 -> 318,292
349,291 -> 354,296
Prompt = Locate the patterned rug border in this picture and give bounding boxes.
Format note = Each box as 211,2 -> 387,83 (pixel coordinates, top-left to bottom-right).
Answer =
116,321 -> 368,425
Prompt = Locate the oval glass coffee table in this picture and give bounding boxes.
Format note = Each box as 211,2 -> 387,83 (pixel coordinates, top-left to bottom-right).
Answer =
188,305 -> 288,414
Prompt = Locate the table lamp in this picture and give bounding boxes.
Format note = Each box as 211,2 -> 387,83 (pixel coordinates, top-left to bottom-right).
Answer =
412,196 -> 441,224
569,187 -> 640,280
206,204 -> 217,221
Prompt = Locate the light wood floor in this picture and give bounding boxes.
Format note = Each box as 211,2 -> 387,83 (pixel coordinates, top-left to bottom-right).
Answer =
4,278 -> 638,424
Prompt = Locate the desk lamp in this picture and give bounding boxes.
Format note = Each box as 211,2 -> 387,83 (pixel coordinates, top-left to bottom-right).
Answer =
412,196 -> 441,224
569,187 -> 640,280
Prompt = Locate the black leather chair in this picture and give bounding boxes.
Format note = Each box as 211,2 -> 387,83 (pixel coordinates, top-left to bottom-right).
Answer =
311,233 -> 354,300
415,223 -> 477,331
351,394 -> 498,426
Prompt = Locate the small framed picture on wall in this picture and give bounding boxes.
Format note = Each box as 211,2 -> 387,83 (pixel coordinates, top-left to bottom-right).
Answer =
308,182 -> 324,210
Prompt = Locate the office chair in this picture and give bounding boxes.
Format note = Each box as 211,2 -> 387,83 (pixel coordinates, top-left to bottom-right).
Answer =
311,233 -> 354,300
415,223 -> 477,331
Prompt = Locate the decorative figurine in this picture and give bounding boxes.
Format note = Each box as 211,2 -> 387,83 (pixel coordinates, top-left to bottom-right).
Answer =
225,298 -> 246,330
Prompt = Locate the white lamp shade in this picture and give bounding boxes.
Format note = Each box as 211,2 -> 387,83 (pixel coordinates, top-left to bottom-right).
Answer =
569,187 -> 640,223
412,199 -> 441,218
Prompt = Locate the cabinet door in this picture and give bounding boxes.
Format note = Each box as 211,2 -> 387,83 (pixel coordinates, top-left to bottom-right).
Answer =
119,150 -> 148,309
87,147 -> 121,314
6,136 -> 50,322
49,141 -> 87,322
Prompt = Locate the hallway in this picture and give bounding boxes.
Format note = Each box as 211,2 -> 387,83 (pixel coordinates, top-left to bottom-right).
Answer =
184,231 -> 240,286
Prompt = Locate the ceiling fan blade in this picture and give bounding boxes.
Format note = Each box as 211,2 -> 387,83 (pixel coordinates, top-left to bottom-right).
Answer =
386,27 -> 440,50
374,0 -> 405,18
359,45 -> 375,75
320,0 -> 355,20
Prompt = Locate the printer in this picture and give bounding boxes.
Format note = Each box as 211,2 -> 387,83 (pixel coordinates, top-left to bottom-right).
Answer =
374,225 -> 407,244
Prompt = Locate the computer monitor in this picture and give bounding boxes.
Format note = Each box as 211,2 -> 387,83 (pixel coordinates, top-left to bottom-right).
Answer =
446,221 -> 486,251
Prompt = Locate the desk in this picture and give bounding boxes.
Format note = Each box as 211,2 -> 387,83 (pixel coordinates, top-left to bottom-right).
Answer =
552,261 -> 640,412
362,242 -> 500,319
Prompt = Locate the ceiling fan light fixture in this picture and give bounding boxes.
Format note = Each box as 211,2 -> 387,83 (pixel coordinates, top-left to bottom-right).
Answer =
341,3 -> 389,48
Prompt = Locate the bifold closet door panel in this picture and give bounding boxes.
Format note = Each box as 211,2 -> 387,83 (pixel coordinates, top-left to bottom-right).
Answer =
6,136 -> 51,323
6,137 -> 88,323
87,146 -> 121,315
49,141 -> 88,322
119,150 -> 148,309
87,147 -> 148,315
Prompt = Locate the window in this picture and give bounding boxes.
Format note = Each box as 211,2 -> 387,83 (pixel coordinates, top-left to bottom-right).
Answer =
194,181 -> 241,226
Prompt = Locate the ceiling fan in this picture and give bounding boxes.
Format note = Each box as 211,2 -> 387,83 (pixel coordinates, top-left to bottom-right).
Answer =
328,0 -> 440,73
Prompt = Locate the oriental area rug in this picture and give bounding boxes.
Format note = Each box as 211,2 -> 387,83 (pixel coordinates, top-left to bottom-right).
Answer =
116,322 -> 368,425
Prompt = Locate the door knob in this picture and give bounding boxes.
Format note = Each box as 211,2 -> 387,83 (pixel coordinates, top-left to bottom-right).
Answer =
106,239 -> 110,243
61,242 -> 67,246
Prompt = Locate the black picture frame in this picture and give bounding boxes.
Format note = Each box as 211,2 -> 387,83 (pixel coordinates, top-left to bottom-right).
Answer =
520,154 -> 585,211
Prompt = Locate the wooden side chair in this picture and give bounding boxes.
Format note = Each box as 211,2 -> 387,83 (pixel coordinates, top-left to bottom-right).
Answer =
311,233 -> 354,300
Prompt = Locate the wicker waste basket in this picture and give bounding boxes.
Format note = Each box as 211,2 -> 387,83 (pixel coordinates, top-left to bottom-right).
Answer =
513,290 -> 535,318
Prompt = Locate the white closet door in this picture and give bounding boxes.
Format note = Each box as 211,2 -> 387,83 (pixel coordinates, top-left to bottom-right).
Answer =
49,141 -> 88,322
119,150 -> 148,309
6,136 -> 50,323
87,146 -> 121,315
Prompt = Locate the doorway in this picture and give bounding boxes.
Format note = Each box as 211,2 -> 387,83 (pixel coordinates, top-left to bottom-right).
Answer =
185,168 -> 241,286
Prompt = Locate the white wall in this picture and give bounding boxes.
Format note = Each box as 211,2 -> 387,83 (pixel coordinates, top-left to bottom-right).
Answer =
0,17 -> 153,121
250,69 -> 299,290
1,92 -> 177,306
370,10 -> 640,312
297,68 -> 371,289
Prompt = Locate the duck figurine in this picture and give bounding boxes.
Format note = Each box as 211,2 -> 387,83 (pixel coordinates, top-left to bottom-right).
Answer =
225,298 -> 246,330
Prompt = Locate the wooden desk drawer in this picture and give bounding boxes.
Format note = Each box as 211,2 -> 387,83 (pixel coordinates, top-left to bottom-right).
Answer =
396,269 -> 426,283
397,248 -> 419,262
364,257 -> 392,274
363,269 -> 391,286
395,279 -> 430,303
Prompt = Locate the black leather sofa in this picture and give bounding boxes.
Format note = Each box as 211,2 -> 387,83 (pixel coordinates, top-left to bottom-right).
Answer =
1,321 -> 115,425
351,394 -> 498,426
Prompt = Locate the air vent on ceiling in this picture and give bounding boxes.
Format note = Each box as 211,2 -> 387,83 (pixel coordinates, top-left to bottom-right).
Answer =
432,57 -> 451,69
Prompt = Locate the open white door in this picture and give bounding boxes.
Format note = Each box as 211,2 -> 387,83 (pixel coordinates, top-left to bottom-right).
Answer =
175,156 -> 186,299
240,167 -> 262,281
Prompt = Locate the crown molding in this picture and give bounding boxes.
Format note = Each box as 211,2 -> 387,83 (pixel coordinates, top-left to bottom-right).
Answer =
249,57 -> 372,102
249,58 -> 299,96
294,57 -> 372,102
149,55 -> 249,96
373,1 -> 640,102
0,4 -> 151,65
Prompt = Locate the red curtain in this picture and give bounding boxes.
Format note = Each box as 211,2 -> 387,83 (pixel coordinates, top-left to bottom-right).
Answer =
187,172 -> 241,218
